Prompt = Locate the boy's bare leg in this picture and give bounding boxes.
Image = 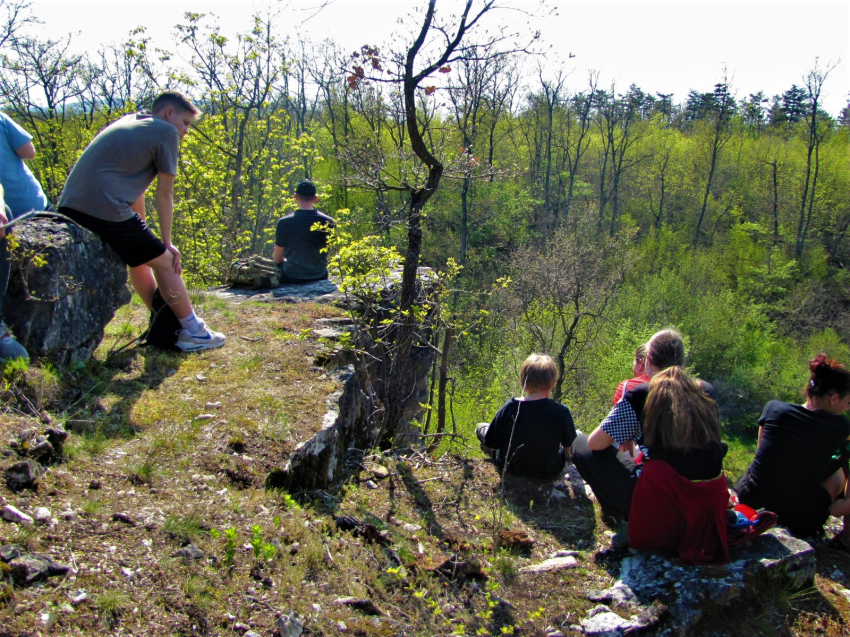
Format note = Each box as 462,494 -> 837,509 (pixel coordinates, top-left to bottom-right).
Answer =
129,265 -> 157,310
145,250 -> 193,320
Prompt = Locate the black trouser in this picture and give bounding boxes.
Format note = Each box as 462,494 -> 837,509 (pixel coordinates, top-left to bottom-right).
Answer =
571,433 -> 639,521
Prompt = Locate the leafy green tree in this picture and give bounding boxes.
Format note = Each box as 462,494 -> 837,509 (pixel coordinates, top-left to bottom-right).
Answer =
779,84 -> 809,125
495,220 -> 631,401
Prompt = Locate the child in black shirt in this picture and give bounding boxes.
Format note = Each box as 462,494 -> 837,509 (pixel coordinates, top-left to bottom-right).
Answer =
476,354 -> 577,478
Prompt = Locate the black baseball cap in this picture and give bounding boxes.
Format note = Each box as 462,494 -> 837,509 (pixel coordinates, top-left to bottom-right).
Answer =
294,180 -> 317,197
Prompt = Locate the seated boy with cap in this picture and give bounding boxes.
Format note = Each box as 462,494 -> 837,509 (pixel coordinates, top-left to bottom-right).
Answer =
273,180 -> 335,284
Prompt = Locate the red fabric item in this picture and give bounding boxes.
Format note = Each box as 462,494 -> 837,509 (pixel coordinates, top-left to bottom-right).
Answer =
612,374 -> 650,404
726,504 -> 778,547
629,459 -> 730,565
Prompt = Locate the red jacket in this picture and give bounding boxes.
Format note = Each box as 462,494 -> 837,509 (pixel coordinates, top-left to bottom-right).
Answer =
629,459 -> 729,565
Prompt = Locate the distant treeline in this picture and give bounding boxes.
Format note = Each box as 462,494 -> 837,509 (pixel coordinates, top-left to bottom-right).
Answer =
1,10 -> 848,430
0,13 -> 845,280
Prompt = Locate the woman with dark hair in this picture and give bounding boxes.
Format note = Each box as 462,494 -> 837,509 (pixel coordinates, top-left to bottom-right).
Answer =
735,355 -> 850,545
628,367 -> 730,564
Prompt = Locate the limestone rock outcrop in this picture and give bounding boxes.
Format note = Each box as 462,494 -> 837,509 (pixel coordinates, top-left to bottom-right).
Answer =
5,217 -> 131,365
585,528 -> 815,635
214,271 -> 437,492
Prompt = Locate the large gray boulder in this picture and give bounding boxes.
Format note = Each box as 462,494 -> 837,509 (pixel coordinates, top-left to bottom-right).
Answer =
585,528 -> 816,635
5,216 -> 131,365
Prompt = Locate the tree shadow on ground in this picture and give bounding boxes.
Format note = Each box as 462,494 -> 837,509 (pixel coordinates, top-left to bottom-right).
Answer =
490,461 -> 598,550
394,459 -> 446,538
62,345 -> 182,438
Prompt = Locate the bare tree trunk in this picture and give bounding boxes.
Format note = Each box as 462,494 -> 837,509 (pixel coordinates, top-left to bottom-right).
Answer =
436,326 -> 453,437
792,58 -> 836,260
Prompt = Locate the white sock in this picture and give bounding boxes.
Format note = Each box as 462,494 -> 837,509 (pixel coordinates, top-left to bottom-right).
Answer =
178,311 -> 202,335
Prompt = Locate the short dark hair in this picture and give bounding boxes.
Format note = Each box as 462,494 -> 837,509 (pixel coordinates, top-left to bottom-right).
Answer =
151,91 -> 200,116
520,353 -> 558,392
295,180 -> 317,197
807,354 -> 850,399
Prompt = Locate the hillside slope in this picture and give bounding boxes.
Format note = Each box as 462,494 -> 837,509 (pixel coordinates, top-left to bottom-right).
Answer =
2,294 -> 850,636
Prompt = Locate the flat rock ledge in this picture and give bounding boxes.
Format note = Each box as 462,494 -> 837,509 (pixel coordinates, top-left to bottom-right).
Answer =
244,270 -> 436,492
210,267 -> 437,309
582,528 -> 814,635
211,278 -> 342,305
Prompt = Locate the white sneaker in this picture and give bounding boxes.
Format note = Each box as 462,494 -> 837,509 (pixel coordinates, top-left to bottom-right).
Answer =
175,320 -> 226,352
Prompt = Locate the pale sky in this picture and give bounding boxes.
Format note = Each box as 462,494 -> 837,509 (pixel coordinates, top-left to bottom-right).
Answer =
26,0 -> 850,116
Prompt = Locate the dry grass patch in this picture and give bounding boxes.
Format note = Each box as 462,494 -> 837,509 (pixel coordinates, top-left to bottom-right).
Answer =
3,293 -> 850,635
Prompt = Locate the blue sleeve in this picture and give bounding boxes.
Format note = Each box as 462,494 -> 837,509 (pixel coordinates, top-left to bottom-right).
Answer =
1,113 -> 33,152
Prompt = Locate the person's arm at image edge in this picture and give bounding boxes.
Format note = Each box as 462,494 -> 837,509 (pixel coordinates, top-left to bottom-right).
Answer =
15,140 -> 35,160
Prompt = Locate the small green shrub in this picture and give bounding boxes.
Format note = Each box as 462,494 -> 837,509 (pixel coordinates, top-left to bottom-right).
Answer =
81,499 -> 104,516
96,590 -> 131,626
493,552 -> 516,579
78,429 -> 110,457
163,513 -> 203,543
250,524 -> 263,559
223,527 -> 237,567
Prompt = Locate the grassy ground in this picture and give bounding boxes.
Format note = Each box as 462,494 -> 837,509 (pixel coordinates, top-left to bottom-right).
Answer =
2,295 -> 850,636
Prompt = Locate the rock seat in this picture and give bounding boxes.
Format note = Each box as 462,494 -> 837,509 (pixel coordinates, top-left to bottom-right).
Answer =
5,216 -> 131,365
585,528 -> 815,635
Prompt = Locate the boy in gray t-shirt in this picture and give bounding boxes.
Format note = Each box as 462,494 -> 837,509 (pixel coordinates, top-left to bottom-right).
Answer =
59,91 -> 225,352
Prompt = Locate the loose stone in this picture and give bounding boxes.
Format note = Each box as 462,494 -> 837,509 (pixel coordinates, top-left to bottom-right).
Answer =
2,505 -> 34,528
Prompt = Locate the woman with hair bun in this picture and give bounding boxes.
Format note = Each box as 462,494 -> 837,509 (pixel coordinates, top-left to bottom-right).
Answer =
735,355 -> 850,545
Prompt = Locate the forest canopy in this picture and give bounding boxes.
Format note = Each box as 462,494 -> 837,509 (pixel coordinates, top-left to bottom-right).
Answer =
1,0 -> 848,438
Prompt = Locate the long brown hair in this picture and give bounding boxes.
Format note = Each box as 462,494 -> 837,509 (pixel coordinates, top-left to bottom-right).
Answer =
643,366 -> 721,452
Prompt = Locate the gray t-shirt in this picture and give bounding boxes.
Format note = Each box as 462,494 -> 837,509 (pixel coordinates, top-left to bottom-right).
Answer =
59,113 -> 179,222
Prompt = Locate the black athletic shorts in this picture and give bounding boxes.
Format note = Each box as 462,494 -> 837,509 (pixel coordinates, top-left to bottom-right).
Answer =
59,207 -> 166,267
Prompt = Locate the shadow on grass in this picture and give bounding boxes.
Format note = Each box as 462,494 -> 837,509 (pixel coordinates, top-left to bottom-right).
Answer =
491,463 -> 598,550
395,460 -> 446,539
63,345 -> 183,440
